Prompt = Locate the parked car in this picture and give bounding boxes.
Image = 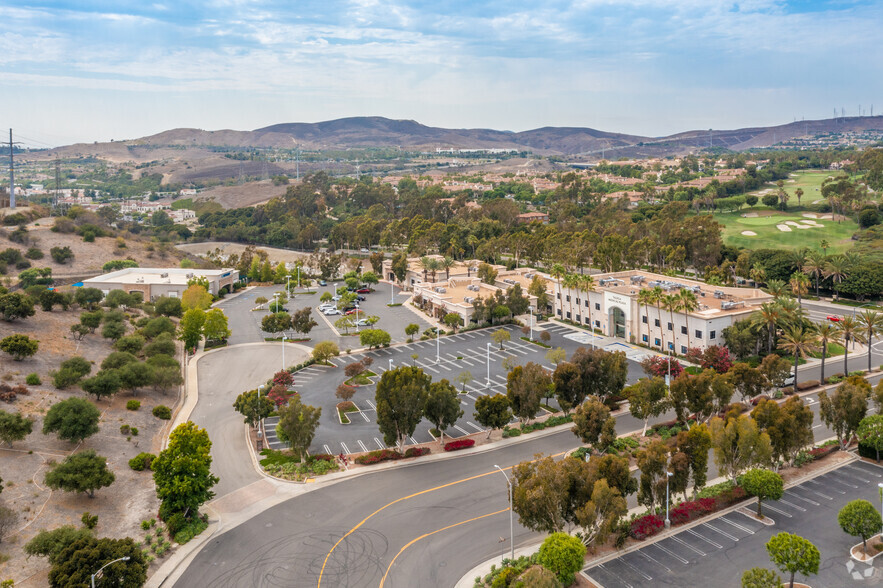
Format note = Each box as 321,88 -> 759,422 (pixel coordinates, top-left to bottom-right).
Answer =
318,280 -> 327,286
318,303 -> 336,311
345,309 -> 360,316
323,308 -> 341,316
355,295 -> 366,302
331,294 -> 341,301
360,248 -> 369,253
356,288 -> 371,294
356,318 -> 372,326
827,315 -> 842,322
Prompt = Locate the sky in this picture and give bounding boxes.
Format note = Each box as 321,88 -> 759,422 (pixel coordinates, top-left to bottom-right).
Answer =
2,0 -> 882,146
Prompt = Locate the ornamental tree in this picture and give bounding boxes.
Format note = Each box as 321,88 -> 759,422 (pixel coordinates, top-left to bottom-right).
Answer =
752,397 -> 814,468
152,421 -> 219,520
0,292 -> 36,321
48,536 -> 147,588
766,532 -> 820,588
536,532 -> 587,586
273,370 -> 294,388
553,361 -> 583,414
572,397 -> 616,455
311,341 -> 339,364
506,362 -> 550,424
0,334 -> 38,361
741,568 -> 781,588
44,450 -> 115,498
276,396 -> 322,462
741,468 -> 784,518
857,414 -> 883,463
423,379 -> 463,443
473,394 -> 512,439
819,381 -> 869,450
838,499 -> 882,554
233,389 -> 275,428
203,308 -> 231,342
624,377 -> 668,436
80,369 -> 122,402
178,308 -> 206,351
375,366 -> 430,451
290,307 -> 317,335
709,415 -> 772,482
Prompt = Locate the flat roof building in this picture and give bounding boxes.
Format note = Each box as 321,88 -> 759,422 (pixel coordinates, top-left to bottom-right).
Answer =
82,267 -> 239,301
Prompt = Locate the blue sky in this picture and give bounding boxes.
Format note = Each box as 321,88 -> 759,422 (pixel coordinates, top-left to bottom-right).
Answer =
2,0 -> 882,146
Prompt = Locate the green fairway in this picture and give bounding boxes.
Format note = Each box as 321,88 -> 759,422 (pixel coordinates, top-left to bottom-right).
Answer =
715,209 -> 859,252
778,170 -> 837,205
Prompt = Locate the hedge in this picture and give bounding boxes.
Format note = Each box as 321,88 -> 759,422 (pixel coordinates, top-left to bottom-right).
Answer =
443,439 -> 475,452
796,380 -> 820,391
354,449 -> 402,465
152,405 -> 172,420
629,514 -> 664,539
404,447 -> 430,458
129,452 -> 156,471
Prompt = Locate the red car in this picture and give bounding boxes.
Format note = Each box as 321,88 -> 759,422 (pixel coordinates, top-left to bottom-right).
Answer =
827,315 -> 842,322
345,309 -> 360,316
356,288 -> 371,294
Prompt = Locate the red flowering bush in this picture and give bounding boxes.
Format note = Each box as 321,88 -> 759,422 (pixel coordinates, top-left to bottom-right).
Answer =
714,486 -> 747,508
312,453 -> 335,462
273,370 -> 294,388
268,384 -> 294,408
808,445 -> 837,459
354,449 -> 402,465
685,345 -> 733,374
629,514 -> 664,540
404,447 -> 430,458
641,355 -> 683,379
669,498 -> 717,525
443,439 -> 476,452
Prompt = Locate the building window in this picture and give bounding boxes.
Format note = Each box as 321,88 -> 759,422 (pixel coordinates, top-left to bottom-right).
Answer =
654,319 -> 660,327
710,330 -> 716,340
681,326 -> 687,335
667,322 -> 673,331
566,295 -> 570,302
668,342 -> 674,350
642,334 -> 648,342
595,303 -> 601,310
585,300 -> 589,307
654,338 -> 661,346
595,320 -> 600,327
642,316 -> 648,324
585,317 -> 591,324
557,292 -> 561,300
576,315 -> 581,322
566,312 -> 571,319
695,330 -> 703,339
556,309 -> 561,316
576,298 -> 580,305
680,345 -> 687,354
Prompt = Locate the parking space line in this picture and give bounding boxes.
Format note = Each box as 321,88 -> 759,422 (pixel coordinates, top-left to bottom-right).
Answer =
617,557 -> 653,581
652,542 -> 689,564
686,528 -> 722,549
671,535 -> 705,556
323,444 -> 331,454
783,491 -> 819,506
357,440 -> 368,452
462,332 -> 477,339
763,503 -> 793,518
467,421 -> 484,432
775,498 -> 806,511
594,564 -> 633,588
703,522 -> 739,541
364,400 -> 376,410
846,464 -> 881,479
340,442 -> 351,454
720,516 -> 754,534
374,438 -> 385,449
808,477 -> 850,491
839,468 -> 873,483
453,425 -> 469,435
359,411 -> 369,422
408,436 -> 417,445
638,549 -> 672,573
799,487 -> 833,500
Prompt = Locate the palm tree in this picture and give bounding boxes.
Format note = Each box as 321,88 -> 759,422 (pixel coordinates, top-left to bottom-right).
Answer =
777,325 -> 819,389
766,279 -> 790,300
816,322 -> 836,383
820,239 -> 829,256
824,255 -> 850,299
580,274 -> 597,336
857,310 -> 883,372
789,271 -> 810,305
441,256 -> 456,280
650,285 -> 665,350
678,288 -> 699,350
776,297 -> 805,328
750,263 -> 767,287
790,247 -> 809,274
419,256 -> 431,282
752,302 -> 782,354
637,288 -> 654,347
563,273 -> 579,323
663,293 -> 680,353
427,257 -> 441,283
804,250 -> 826,297
550,263 -> 566,320
835,316 -> 864,374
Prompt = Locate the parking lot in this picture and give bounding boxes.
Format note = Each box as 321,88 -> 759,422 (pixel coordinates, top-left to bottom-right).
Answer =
584,459 -> 883,588
264,320 -> 653,455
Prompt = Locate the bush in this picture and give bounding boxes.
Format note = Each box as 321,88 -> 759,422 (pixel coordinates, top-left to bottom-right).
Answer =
404,447 -> 430,458
126,400 -> 141,411
25,373 -> 41,385
668,499 -> 717,525
536,532 -> 586,586
173,515 -> 208,545
120,424 -> 130,435
25,247 -> 43,260
629,514 -> 664,539
129,452 -> 156,471
443,438 -> 475,452
49,246 -> 74,264
81,512 -> 98,529
152,405 -> 172,420
796,380 -> 820,391
354,449 -> 402,465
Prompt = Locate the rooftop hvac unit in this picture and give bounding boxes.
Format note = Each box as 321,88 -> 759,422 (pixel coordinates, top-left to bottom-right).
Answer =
721,301 -> 734,310
464,296 -> 474,303
525,272 -> 535,279
160,272 -> 169,278
435,287 -> 447,293
647,281 -> 660,288
599,279 -> 610,286
503,279 -> 516,285
713,290 -> 725,299
630,276 -> 644,284
186,273 -> 193,279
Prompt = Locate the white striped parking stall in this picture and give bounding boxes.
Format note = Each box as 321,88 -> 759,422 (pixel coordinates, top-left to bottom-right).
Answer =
638,549 -> 672,573
762,503 -> 793,518
702,522 -> 739,542
357,440 -> 368,452
340,442 -> 351,454
686,528 -> 722,549
374,438 -> 385,449
671,535 -> 705,556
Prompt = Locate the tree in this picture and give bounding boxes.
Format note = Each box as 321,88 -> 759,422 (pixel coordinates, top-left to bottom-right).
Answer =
114,334 -> 144,355
839,499 -> 882,554
624,377 -> 668,436
74,287 -> 104,310
675,423 -> 713,494
44,450 -> 115,498
506,362 -> 549,424
777,325 -> 818,389
492,328 -> 510,350
741,568 -> 782,588
312,341 -> 339,364
291,307 -> 318,335
103,289 -> 137,309
0,292 -> 36,321
24,525 -> 93,564
443,312 -> 462,332
233,389 -> 275,428
336,383 -> 356,403
766,532 -> 820,588
276,396 -> 322,462
152,421 -> 219,520
153,365 -> 183,395
375,366 -> 430,451
636,439 -> 669,509
857,414 -> 883,462
511,455 -> 590,534
571,397 -> 616,454
741,468 -> 784,518
42,397 -> 101,443
423,379 -> 463,443
570,348 -> 628,404
182,284 -> 213,311
553,361 -> 583,414
0,333 -> 38,360
81,369 -> 122,402
79,310 -> 103,333
455,370 -> 472,393
118,361 -> 154,395
759,354 -> 792,394
729,362 -> 767,405
178,308 -> 206,350
404,323 -> 420,342
670,369 -> 731,423
835,315 -> 863,374
203,308 -> 231,343
359,328 -> 391,349
101,351 -> 137,370
536,532 -> 587,586
262,312 -> 290,334
101,319 -> 126,341
819,381 -> 869,449
545,347 -> 566,367
857,310 -> 883,373
474,394 -> 511,439
709,415 -> 772,482
0,409 -> 33,447
48,536 -> 147,588
145,332 -> 176,357
154,295 -> 183,317
752,397 -> 813,468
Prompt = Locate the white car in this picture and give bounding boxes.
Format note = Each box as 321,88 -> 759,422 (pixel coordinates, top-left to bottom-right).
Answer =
318,304 -> 336,311
323,308 -> 341,316
331,294 -> 341,301
360,247 -> 369,253
356,318 -> 372,326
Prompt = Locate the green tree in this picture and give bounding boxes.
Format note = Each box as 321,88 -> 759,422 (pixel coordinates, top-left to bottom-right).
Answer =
752,397 -> 814,468
506,363 -> 549,424
154,295 -> 183,317
233,389 -> 276,429
675,423 -> 713,494
443,312 -> 462,332
819,381 -> 869,449
474,394 -> 511,439
51,355 -> 92,389
636,439 -> 669,509
42,397 -> 101,443
423,379 -> 463,443
455,370 -> 472,393
178,308 -> 206,350
152,421 -> 219,520
545,347 -> 567,367
857,310 -> 883,373
142,316 -> 176,339
766,532 -> 820,588
536,532 -> 587,586
103,289 -> 137,309
404,323 -> 420,342
741,468 -> 784,518
729,362 -> 767,406
0,409 -> 34,447
709,415 -> 772,482
491,328 -> 510,350
73,287 -> 104,310
118,361 -> 154,395
152,365 -> 183,395
0,292 -> 36,321
570,347 -> 628,404
101,319 -> 126,341
79,309 -> 103,333
553,361 -> 583,414
0,333 -> 38,360
777,325 -> 819,389
48,536 -> 147,588
24,526 -> 93,565
375,366 -> 430,450
311,341 -> 339,364
44,450 -> 115,498
839,499 -> 882,554
571,397 -> 616,454
290,307 -> 317,335
113,334 -> 144,355
80,369 -> 122,402
276,396 -> 322,462
741,568 -> 781,588
203,308 -> 231,342
144,332 -> 176,357
181,284 -> 213,312
624,377 -> 668,436
101,351 -> 137,370
857,414 -> 883,462
263,311 -> 291,333
359,328 -> 391,349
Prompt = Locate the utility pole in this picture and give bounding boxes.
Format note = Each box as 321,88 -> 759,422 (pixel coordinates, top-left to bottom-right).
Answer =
54,157 -> 61,210
8,129 -> 15,210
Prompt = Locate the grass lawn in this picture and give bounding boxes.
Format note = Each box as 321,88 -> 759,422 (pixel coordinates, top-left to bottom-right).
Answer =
778,170 -> 837,205
714,208 -> 858,253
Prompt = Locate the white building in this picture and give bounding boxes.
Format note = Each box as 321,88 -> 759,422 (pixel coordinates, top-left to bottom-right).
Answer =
82,267 -> 239,301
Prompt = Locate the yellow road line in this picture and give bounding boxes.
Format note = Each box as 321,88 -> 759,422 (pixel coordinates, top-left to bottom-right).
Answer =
317,451 -> 566,587
379,508 -> 510,588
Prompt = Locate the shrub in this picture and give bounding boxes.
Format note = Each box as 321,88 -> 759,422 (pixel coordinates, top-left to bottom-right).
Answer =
536,532 -> 586,586
25,373 -> 41,385
629,514 -> 664,540
796,380 -> 820,391
81,512 -> 98,530
152,405 -> 172,420
443,438 -> 476,452
129,453 -> 156,471
120,424 -> 131,435
668,498 -> 717,525
404,447 -> 430,458
126,400 -> 141,411
173,515 -> 208,545
354,449 -> 402,465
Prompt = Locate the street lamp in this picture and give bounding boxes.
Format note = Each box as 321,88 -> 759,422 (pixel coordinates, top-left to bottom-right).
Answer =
436,324 -> 440,364
273,292 -> 279,312
878,482 -> 883,535
390,279 -> 395,305
529,306 -> 533,341
664,471 -> 674,528
389,358 -> 393,372
281,335 -> 286,371
286,275 -> 290,300
91,556 -> 130,588
487,342 -> 492,388
493,465 -> 515,561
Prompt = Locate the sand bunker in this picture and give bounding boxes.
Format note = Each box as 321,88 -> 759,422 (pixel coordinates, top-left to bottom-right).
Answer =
741,231 -> 758,236
802,213 -> 818,219
742,213 -> 758,218
802,220 -> 822,226
785,221 -> 802,227
777,224 -> 792,232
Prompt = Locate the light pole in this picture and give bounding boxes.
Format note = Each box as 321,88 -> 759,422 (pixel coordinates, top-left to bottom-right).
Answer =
286,275 -> 290,299
281,335 -> 286,371
878,482 -> 883,535
436,324 -> 440,364
390,279 -> 394,305
91,556 -> 130,588
529,306 -> 533,341
664,471 -> 674,528
297,265 -> 301,289
487,342 -> 492,388
389,358 -> 393,372
273,292 -> 279,312
667,347 -> 672,390
493,465 -> 515,561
